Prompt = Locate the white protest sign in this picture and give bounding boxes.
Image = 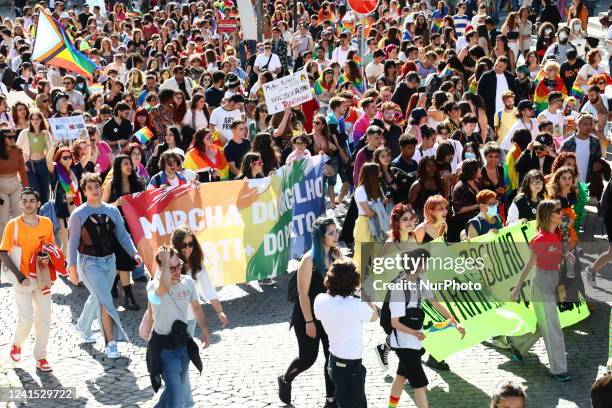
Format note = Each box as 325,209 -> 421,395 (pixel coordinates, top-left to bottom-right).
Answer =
48,115 -> 87,140
263,69 -> 313,114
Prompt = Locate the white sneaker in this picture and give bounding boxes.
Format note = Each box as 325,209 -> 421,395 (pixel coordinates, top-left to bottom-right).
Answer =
105,341 -> 121,359
76,327 -> 99,344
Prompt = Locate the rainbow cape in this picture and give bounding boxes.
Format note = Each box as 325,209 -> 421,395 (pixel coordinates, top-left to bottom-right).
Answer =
183,146 -> 229,180
55,163 -> 82,206
313,78 -> 333,96
32,11 -> 97,78
337,73 -> 364,94
134,127 -> 154,144
532,70 -> 567,115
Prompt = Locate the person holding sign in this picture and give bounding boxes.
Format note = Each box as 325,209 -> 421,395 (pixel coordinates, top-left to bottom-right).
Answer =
509,200 -> 573,382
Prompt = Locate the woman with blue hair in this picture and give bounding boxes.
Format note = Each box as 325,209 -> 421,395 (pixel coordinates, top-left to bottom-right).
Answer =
278,216 -> 343,407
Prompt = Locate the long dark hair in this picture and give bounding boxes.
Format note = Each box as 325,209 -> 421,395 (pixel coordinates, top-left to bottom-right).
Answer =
517,169 -> 545,200
0,129 -> 16,159
239,152 -> 262,179
191,128 -> 211,153
171,225 -> 205,279
358,162 -> 383,200
109,154 -> 140,200
251,132 -> 279,173
418,157 -> 445,191
310,216 -> 337,274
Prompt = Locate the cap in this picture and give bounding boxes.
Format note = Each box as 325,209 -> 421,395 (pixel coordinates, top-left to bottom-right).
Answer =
534,133 -> 553,147
517,100 -> 534,111
60,12 -> 70,19
225,73 -> 240,88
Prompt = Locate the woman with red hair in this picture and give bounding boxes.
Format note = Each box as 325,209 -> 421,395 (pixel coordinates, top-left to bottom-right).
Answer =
373,203 -> 418,373
466,189 -> 503,239
414,195 -> 449,243
132,108 -> 153,134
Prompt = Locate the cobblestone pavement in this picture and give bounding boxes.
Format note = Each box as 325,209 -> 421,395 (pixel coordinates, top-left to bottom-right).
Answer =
0,204 -> 610,408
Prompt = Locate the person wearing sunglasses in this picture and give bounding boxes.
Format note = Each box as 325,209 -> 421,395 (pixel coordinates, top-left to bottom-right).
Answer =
237,152 -> 264,179
509,200 -> 573,382
169,225 -> 228,407
0,129 -> 28,256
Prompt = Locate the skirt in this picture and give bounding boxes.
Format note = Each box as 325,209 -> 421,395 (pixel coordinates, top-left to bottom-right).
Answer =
353,215 -> 372,273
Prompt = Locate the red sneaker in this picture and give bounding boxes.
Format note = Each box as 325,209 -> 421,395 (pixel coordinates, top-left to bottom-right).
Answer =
36,359 -> 52,372
9,345 -> 21,362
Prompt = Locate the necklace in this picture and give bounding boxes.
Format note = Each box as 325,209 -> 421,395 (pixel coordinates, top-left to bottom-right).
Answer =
22,215 -> 39,225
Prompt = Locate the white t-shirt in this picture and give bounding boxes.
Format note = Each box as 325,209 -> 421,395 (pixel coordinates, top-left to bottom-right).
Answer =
355,185 -> 375,216
365,61 -> 384,80
502,119 -> 538,151
182,109 -> 209,130
412,143 -> 438,163
313,293 -> 373,359
577,64 -> 606,92
574,137 -> 590,183
388,281 -> 435,350
209,106 -> 243,143
186,267 -> 219,321
254,53 -> 282,77
495,74 -> 509,114
331,46 -> 353,66
147,275 -> 198,335
538,109 -> 564,133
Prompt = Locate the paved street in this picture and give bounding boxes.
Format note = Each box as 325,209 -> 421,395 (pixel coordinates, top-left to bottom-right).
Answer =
0,205 -> 610,408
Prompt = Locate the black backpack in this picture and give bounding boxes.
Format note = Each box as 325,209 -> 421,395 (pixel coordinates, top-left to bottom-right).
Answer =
380,277 -> 424,336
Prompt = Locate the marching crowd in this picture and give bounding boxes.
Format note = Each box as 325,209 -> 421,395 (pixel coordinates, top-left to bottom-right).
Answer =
0,0 -> 612,407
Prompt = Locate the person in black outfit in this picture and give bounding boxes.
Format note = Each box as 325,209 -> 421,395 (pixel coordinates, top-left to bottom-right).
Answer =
278,217 -> 340,407
102,155 -> 145,310
391,72 -> 419,115
205,70 -> 226,109
102,102 -> 133,152
540,0 -> 562,30
560,49 -> 585,93
507,170 -> 545,224
515,133 -> 555,184
477,56 -> 519,125
391,134 -> 419,203
371,102 -> 402,158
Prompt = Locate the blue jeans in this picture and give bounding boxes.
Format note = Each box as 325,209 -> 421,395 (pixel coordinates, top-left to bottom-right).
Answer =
155,346 -> 190,408
181,320 -> 197,407
132,264 -> 146,279
26,159 -> 50,205
76,253 -> 128,342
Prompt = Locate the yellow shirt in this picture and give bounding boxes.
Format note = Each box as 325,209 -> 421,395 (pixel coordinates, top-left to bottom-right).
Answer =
0,217 -> 55,273
494,108 -> 518,145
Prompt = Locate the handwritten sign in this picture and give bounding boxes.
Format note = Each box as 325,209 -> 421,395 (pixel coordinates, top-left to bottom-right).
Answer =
263,69 -> 313,114
48,115 -> 87,140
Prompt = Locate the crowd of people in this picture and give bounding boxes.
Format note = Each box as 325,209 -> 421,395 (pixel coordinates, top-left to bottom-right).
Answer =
0,0 -> 611,407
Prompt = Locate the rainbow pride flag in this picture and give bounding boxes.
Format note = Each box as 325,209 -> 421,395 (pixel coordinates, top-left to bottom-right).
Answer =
431,18 -> 444,33
183,146 -> 229,180
532,70 -> 567,114
337,73 -> 364,94
313,78 -> 333,96
569,81 -> 585,100
134,127 -> 154,144
504,145 -> 522,191
31,11 -> 97,78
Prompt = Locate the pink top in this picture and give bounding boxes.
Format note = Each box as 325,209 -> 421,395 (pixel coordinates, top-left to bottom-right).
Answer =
96,141 -> 112,173
286,149 -> 312,164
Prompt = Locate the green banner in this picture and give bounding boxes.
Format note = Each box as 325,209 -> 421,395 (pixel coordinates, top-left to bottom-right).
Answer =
363,221 -> 590,361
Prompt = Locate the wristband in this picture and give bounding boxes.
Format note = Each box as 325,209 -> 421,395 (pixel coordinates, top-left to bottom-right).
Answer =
305,320 -> 314,324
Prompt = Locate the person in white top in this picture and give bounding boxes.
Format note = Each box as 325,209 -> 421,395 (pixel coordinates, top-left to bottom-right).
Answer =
575,49 -> 607,95
365,50 -> 386,84
502,100 -> 539,152
182,94 -> 209,131
387,248 -> 465,408
170,226 -> 228,408
209,94 -> 244,144
537,91 -> 565,138
253,41 -> 282,78
314,260 -> 377,408
330,32 -> 355,66
412,126 -> 438,163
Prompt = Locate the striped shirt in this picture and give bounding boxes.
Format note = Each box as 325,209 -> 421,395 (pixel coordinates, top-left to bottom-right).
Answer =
453,14 -> 470,36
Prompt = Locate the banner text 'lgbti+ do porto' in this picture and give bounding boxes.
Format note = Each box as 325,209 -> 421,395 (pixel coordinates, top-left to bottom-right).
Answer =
121,156 -> 327,286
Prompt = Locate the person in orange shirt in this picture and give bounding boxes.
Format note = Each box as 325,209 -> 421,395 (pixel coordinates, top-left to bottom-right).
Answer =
0,187 -> 55,372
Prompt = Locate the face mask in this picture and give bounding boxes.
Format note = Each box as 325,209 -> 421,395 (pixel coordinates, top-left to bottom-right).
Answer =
573,24 -> 581,31
544,28 -> 552,35
465,152 -> 476,159
559,32 -> 568,42
487,204 -> 497,217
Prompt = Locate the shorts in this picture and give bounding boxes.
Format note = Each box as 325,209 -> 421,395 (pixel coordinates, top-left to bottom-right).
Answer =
395,348 -> 428,389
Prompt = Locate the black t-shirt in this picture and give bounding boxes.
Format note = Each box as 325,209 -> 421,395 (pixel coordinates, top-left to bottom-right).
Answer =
205,87 -> 224,109
102,118 -> 133,143
11,76 -> 30,91
104,92 -> 124,109
372,119 -> 402,158
391,82 -> 417,115
78,12 -> 92,28
223,138 -> 252,179
560,58 -> 585,93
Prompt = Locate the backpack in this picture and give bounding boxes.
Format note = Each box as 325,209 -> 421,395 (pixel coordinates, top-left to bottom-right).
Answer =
380,277 -> 424,340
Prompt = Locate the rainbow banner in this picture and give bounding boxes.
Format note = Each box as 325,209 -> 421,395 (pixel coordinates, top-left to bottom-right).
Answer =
122,156 -> 326,285
134,127 -> 154,144
31,11 -> 97,78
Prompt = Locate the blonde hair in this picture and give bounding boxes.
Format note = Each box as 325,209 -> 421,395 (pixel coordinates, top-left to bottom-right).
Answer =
543,60 -> 560,75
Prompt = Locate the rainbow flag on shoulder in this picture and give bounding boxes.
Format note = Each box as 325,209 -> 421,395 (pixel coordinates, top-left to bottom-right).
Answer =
134,127 -> 154,144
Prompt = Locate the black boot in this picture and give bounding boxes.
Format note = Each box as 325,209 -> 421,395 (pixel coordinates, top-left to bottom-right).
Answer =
111,275 -> 119,299
123,284 -> 140,311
